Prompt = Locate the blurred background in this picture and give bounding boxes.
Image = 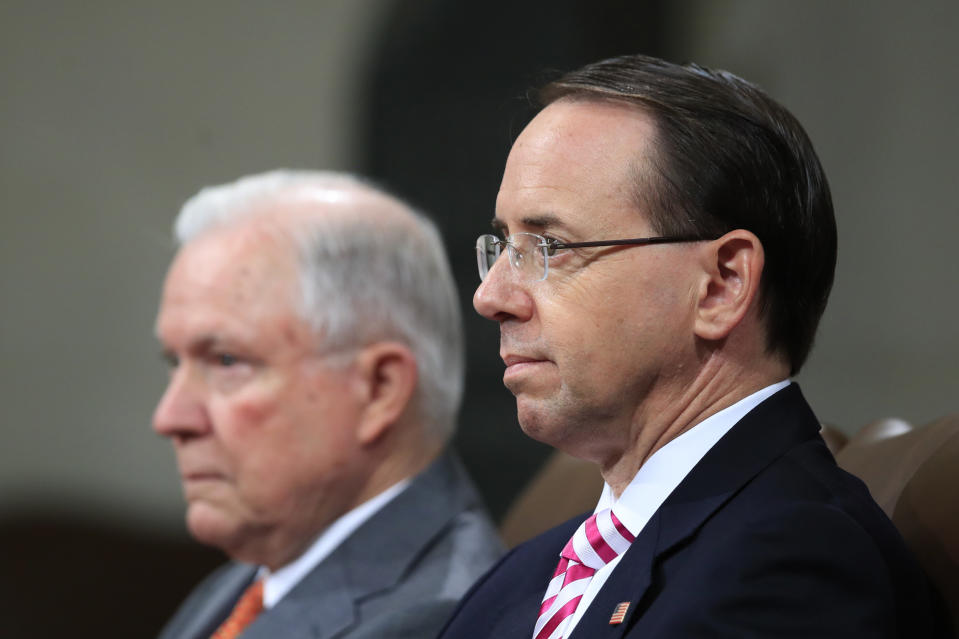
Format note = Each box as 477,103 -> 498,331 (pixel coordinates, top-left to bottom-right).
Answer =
2,0 -> 957,636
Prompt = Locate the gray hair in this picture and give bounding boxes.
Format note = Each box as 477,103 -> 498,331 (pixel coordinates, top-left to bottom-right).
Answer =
173,170 -> 465,440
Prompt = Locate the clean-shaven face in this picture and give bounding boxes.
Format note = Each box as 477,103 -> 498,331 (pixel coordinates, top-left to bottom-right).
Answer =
153,222 -> 367,567
474,99 -> 704,461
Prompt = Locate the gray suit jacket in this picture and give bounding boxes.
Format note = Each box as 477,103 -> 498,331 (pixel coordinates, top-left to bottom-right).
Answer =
158,451 -> 504,639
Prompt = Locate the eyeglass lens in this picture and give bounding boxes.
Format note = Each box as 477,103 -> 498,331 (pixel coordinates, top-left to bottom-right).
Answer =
476,235 -> 500,280
475,233 -> 548,282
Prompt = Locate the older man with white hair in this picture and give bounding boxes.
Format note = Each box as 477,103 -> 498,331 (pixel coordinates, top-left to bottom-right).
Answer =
154,171 -> 502,639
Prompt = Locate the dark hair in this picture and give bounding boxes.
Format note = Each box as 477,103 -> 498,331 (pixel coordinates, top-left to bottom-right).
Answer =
540,54 -> 837,374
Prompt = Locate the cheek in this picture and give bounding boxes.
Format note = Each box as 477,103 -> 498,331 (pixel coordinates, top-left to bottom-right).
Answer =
228,380 -> 358,477
218,401 -> 317,512
544,284 -> 681,377
540,279 -> 628,354
230,396 -> 280,429
207,388 -> 288,479
212,386 -> 284,444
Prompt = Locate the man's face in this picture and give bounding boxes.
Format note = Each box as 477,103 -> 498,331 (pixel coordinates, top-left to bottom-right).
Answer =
474,99 -> 704,461
153,223 -> 366,567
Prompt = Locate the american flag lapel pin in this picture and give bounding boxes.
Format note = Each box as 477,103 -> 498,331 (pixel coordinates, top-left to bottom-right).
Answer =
609,601 -> 630,625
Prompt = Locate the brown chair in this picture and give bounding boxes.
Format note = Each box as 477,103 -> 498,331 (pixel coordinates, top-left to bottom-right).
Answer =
847,416 -> 914,445
835,416 -> 954,514
499,451 -> 603,547
837,414 -> 959,631
819,423 -> 849,456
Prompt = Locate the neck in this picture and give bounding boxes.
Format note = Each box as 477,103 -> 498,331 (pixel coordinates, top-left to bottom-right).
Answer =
600,354 -> 788,498
247,426 -> 443,571
355,434 -> 441,506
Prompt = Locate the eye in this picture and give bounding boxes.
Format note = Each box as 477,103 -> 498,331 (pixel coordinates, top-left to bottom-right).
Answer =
161,350 -> 179,368
542,235 -> 562,257
214,352 -> 239,367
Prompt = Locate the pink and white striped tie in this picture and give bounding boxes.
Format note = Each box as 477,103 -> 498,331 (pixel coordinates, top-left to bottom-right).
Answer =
532,509 -> 635,639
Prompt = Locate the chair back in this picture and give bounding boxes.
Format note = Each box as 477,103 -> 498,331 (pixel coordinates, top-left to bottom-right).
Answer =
837,414 -> 959,630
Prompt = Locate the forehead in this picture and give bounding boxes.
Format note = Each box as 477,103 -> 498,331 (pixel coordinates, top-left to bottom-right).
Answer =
496,99 -> 657,236
156,223 -> 306,344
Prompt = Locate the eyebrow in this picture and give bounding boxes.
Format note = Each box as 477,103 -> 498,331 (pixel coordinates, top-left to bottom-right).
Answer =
157,334 -> 228,357
490,213 -> 576,236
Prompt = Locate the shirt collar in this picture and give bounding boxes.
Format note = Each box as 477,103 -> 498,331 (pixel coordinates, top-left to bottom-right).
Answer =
597,380 -> 791,537
259,478 -> 411,608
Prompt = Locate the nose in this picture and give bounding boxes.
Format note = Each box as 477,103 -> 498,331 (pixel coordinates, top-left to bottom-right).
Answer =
473,257 -> 534,323
152,364 -> 211,440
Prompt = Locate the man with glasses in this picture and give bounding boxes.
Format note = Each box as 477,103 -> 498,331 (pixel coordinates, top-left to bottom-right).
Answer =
153,171 -> 503,639
439,55 -> 943,638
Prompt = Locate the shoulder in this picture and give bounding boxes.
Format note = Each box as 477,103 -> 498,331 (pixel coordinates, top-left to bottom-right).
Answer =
467,511 -> 583,588
649,498 -> 937,636
643,453 -> 938,637
436,514 -> 587,639
345,598 -> 463,639
707,438 -> 929,599
331,454 -> 506,633
434,506 -> 505,589
385,452 -> 506,593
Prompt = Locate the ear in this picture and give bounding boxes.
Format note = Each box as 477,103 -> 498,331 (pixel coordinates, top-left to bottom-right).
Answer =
693,230 -> 764,341
352,341 -> 419,446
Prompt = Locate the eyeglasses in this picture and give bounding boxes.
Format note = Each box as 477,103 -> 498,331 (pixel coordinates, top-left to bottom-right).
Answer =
475,232 -> 714,282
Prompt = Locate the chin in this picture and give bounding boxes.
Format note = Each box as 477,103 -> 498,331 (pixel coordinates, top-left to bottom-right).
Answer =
186,502 -> 240,553
516,397 -> 562,445
515,392 -> 598,455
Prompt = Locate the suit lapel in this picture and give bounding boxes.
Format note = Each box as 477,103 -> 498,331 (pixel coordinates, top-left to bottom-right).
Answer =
244,557 -> 355,639
176,563 -> 258,639
341,452 -> 471,592
569,384 -> 823,638
246,450 -> 479,639
488,515 -> 587,638
568,512 -> 662,638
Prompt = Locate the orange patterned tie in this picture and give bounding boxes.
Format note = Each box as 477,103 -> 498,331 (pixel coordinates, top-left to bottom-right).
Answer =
211,578 -> 264,639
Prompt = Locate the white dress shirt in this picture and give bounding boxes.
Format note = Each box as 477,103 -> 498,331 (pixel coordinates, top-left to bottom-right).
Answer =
259,478 -> 411,608
563,380 -> 791,636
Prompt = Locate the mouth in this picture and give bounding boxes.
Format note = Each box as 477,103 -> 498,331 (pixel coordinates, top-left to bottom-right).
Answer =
179,471 -> 229,502
502,354 -> 549,379
180,470 -> 225,483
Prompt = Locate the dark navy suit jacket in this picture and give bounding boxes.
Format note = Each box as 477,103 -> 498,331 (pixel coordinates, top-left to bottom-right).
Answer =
438,385 -> 947,638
